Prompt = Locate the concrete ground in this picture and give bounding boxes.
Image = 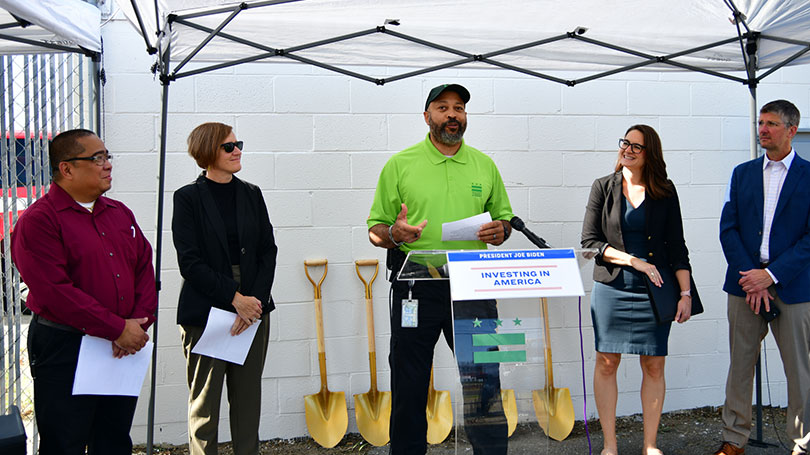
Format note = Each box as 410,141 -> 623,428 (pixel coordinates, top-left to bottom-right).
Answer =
138,406 -> 794,454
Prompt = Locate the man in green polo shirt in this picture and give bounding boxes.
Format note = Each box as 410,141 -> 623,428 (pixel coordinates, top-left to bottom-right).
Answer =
368,83 -> 513,454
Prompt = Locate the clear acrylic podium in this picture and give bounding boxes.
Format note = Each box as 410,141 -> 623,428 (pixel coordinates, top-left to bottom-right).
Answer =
398,248 -> 597,454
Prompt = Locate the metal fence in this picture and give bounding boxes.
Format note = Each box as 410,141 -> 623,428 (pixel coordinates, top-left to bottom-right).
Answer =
1,52 -> 98,453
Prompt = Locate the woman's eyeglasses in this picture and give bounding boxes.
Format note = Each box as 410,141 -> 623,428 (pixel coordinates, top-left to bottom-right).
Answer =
221,141 -> 243,153
618,139 -> 645,153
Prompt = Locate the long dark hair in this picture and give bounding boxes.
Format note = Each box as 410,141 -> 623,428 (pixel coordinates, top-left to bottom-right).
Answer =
614,124 -> 673,199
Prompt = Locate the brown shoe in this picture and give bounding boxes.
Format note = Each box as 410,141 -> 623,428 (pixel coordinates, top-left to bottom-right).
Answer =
713,442 -> 744,455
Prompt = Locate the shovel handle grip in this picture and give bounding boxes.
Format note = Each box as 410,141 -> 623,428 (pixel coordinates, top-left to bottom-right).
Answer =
304,259 -> 328,299
355,259 -> 379,299
541,297 -> 555,388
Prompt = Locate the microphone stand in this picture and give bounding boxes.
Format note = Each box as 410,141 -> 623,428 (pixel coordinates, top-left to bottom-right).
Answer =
509,216 -> 551,249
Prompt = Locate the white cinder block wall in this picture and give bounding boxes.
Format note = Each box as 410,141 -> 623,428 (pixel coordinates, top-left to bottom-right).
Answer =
99,19 -> 810,444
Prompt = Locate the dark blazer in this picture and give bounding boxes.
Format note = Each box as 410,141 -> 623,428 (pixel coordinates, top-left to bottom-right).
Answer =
720,153 -> 810,304
172,173 -> 278,327
581,171 -> 691,284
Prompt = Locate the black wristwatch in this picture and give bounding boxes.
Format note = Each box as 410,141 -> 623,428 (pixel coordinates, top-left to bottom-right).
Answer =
501,220 -> 511,241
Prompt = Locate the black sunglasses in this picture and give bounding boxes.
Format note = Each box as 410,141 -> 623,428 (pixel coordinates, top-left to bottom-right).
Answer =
221,141 -> 243,153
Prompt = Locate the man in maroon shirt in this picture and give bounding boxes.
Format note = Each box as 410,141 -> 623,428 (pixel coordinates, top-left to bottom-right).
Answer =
11,129 -> 157,455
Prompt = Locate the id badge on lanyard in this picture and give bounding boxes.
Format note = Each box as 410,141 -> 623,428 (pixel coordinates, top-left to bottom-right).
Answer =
401,280 -> 418,328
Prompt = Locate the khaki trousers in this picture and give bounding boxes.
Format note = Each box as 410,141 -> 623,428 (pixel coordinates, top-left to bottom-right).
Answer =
180,316 -> 270,455
722,291 -> 810,452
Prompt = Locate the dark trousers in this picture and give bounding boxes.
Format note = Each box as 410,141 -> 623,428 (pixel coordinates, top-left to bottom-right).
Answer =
389,279 -> 508,455
28,317 -> 138,455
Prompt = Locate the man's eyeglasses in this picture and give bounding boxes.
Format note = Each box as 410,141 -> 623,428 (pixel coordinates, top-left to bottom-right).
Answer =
221,141 -> 243,153
618,139 -> 645,153
63,152 -> 113,166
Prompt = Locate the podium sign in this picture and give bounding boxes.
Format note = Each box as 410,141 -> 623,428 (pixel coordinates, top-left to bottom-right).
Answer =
398,248 -> 595,452
446,249 -> 585,301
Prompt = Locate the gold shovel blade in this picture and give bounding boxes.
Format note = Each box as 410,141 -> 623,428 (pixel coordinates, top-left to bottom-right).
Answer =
426,388 -> 453,444
304,390 -> 348,448
532,386 -> 575,441
353,390 -> 392,446
501,389 -> 518,437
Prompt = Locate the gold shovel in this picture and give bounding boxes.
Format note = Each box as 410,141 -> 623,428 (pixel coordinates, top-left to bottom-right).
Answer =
353,259 -> 392,446
532,297 -> 575,441
426,366 -> 453,444
501,388 -> 518,437
304,259 -> 348,448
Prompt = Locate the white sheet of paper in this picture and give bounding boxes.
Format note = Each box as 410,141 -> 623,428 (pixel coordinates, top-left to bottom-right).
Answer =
442,212 -> 492,241
191,307 -> 259,365
72,336 -> 153,396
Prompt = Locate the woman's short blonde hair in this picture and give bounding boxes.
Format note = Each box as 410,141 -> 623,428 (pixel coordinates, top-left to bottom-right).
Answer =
187,122 -> 232,169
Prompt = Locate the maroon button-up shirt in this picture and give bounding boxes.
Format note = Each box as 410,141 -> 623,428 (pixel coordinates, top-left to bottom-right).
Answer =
11,183 -> 157,341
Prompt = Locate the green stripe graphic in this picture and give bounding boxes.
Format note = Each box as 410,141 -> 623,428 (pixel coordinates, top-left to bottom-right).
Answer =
472,333 -> 527,364
474,351 -> 527,364
472,333 -> 526,346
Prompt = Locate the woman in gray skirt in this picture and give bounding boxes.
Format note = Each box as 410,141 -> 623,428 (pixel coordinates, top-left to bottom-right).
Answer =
581,124 -> 693,455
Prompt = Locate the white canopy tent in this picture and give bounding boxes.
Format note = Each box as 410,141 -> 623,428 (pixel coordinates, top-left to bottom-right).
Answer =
119,0 -> 810,451
128,0 -> 810,75
0,0 -> 103,141
0,0 -> 101,55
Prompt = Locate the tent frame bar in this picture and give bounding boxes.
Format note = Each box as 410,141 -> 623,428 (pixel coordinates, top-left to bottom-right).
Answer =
162,13 -> 801,89
0,31 -> 95,56
172,3 -> 245,74
171,0 -> 301,21
130,0 -> 157,54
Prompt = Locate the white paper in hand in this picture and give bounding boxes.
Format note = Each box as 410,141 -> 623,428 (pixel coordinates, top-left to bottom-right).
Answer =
73,336 -> 153,396
442,212 -> 492,241
191,307 -> 260,365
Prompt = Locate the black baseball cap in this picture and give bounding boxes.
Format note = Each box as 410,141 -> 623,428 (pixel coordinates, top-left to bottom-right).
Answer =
424,84 -> 470,111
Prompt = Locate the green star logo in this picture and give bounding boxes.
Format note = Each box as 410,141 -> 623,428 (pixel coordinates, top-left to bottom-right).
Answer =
473,318 -> 482,328
495,319 -> 503,327
512,317 -> 522,326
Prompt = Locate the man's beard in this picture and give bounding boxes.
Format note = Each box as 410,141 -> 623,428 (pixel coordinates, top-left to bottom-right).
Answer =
429,116 -> 466,146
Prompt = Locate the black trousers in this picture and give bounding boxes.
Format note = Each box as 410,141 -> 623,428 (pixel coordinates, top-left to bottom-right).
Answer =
28,318 -> 138,455
389,279 -> 508,455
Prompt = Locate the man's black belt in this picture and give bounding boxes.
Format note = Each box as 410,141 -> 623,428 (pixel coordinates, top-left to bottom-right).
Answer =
32,314 -> 83,334
760,262 -> 770,269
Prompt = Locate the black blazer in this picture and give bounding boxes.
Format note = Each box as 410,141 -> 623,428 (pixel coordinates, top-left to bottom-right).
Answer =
581,171 -> 690,284
172,173 -> 278,327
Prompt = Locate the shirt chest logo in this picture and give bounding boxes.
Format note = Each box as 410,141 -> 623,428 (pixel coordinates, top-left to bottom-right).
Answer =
471,183 -> 483,198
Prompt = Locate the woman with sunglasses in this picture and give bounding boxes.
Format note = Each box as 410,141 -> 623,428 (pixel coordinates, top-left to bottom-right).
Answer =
172,122 -> 277,455
581,124 -> 693,455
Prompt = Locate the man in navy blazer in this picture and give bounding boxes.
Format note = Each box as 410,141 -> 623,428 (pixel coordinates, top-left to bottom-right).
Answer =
716,99 -> 810,455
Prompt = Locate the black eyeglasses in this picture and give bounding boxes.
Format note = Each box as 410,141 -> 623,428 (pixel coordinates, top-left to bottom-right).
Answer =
618,139 -> 645,153
221,141 -> 243,153
63,152 -> 113,166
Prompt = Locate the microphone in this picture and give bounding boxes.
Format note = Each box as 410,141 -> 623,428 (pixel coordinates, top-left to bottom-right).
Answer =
509,216 -> 551,249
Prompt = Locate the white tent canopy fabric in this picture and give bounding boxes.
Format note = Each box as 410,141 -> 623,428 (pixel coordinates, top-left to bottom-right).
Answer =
125,0 -> 810,82
0,0 -> 101,55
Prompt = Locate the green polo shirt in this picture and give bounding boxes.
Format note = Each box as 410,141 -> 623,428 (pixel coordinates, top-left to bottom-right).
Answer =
367,134 -> 513,252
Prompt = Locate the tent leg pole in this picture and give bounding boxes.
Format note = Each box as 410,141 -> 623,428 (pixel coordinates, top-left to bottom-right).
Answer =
92,58 -> 102,135
147,43 -> 172,455
749,85 -> 757,160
